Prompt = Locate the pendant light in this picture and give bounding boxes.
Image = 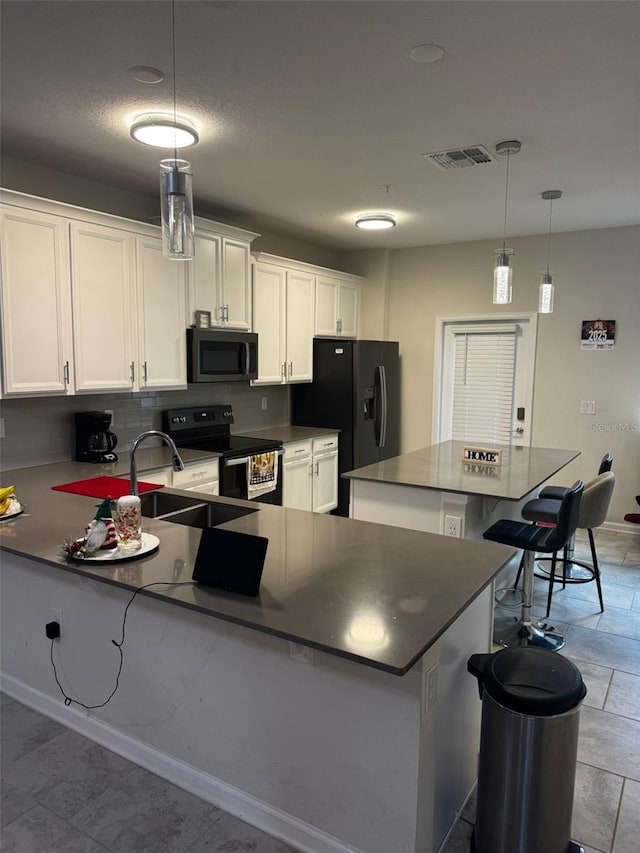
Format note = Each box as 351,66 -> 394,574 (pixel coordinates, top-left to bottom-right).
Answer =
539,190 -> 562,314
492,140 -> 521,304
160,0 -> 195,260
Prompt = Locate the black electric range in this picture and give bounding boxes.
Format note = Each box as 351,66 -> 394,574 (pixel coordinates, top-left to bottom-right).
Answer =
163,405 -> 283,504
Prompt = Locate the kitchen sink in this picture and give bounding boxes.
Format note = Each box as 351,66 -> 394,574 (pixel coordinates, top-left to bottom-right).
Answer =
140,491 -> 205,518
140,490 -> 257,528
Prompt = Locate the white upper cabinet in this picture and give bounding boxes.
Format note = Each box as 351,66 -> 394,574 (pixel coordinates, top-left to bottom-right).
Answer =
135,235 -> 188,390
252,256 -> 314,385
0,205 -> 74,395
70,221 -> 137,392
314,275 -> 360,338
0,190 -> 191,397
188,220 -> 260,331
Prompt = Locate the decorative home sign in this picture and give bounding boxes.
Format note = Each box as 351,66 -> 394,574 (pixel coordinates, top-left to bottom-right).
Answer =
194,310 -> 212,329
462,447 -> 502,466
581,320 -> 616,350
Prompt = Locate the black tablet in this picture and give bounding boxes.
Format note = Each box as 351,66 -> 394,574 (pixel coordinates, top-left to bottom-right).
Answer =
192,527 -> 268,596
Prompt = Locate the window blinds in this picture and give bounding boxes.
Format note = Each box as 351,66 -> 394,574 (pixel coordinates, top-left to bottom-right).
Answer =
451,329 -> 517,443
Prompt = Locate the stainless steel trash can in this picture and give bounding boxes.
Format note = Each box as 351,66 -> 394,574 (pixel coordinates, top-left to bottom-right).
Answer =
467,647 -> 586,853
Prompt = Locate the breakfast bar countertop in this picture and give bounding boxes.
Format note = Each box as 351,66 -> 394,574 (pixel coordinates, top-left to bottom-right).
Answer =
0,458 -> 513,676
343,440 -> 581,502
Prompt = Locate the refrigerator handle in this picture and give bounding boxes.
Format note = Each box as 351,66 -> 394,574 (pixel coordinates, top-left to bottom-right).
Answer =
376,364 -> 387,447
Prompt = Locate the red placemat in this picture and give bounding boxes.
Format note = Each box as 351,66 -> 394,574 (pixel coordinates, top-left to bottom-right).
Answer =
51,476 -> 164,499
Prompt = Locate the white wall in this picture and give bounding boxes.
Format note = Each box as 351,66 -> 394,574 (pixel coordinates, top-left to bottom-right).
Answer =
342,226 -> 640,524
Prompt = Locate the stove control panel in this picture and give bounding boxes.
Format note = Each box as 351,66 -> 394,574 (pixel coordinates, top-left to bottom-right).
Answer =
163,405 -> 234,432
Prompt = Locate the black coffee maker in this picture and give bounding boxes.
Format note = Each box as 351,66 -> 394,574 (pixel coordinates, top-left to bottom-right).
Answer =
75,411 -> 118,463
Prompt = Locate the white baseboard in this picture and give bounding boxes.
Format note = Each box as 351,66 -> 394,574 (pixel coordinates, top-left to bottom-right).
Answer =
0,673 -> 361,853
601,521 -> 640,536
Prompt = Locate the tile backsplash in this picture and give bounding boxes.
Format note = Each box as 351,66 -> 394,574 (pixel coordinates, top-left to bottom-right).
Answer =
1,384 -> 290,471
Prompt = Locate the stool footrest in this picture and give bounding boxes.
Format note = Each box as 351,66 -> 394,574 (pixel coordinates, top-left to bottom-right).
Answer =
535,556 -> 596,584
493,612 -> 565,651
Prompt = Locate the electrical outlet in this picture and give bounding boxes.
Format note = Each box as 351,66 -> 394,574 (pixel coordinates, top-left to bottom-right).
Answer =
425,663 -> 438,711
580,401 -> 596,415
289,642 -> 314,665
445,515 -> 462,537
261,396 -> 268,411
51,607 -> 62,637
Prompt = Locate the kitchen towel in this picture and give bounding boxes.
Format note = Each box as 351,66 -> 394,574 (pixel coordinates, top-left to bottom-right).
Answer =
246,452 -> 277,500
52,476 -> 164,499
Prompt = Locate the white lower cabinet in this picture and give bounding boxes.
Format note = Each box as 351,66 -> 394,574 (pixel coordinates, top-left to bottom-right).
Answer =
283,441 -> 313,511
311,435 -> 339,513
283,435 -> 338,513
137,468 -> 172,488
172,459 -> 220,496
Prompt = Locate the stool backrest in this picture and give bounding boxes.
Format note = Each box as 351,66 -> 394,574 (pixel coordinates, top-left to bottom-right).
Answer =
579,471 -> 615,530
598,453 -> 613,474
545,480 -> 584,552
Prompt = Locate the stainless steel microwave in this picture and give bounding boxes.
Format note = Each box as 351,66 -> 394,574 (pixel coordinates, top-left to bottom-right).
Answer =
187,328 -> 258,382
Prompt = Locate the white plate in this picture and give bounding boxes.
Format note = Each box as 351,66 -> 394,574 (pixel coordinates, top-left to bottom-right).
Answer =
0,499 -> 23,521
74,532 -> 160,562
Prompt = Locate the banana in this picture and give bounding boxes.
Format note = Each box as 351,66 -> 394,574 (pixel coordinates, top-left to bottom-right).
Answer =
0,485 -> 15,501
0,497 -> 11,515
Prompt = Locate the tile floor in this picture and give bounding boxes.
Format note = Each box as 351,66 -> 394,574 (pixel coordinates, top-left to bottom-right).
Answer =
2,528 -> 639,853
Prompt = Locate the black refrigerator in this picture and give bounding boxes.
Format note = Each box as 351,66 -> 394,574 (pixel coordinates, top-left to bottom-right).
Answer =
291,338 -> 400,516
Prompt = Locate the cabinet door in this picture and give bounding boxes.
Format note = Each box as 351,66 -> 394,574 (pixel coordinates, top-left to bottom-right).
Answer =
70,222 -> 136,392
252,263 -> 286,384
313,450 -> 339,513
283,457 -> 313,511
0,207 -> 74,395
221,237 -> 252,330
337,281 -> 359,338
136,236 -> 187,389
286,270 -> 314,382
189,231 -> 222,323
314,276 -> 339,336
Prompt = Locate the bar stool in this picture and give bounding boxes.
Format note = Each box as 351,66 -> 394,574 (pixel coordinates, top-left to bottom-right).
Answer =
535,453 -> 612,570
519,472 -> 616,618
483,480 -> 584,651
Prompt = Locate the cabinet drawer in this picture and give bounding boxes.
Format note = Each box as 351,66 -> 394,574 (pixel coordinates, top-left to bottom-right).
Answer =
312,435 -> 338,454
172,459 -> 219,487
136,468 -> 172,488
284,440 -> 312,461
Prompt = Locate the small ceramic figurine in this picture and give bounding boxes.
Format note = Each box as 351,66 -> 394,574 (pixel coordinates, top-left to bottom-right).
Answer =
62,497 -> 117,558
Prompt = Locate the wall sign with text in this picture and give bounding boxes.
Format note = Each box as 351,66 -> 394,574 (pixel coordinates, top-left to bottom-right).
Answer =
581,320 -> 616,350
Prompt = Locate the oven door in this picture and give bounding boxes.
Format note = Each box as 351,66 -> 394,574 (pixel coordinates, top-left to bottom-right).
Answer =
220,451 -> 283,505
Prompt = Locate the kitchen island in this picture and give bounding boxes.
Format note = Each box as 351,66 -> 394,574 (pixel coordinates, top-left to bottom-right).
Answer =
1,460 -> 513,853
345,440 -> 580,540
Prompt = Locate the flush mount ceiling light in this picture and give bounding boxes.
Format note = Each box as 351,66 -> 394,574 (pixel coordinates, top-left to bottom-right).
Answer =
539,190 -> 562,314
408,44 -> 445,64
355,213 -> 397,230
492,140 -> 521,305
130,113 -> 199,148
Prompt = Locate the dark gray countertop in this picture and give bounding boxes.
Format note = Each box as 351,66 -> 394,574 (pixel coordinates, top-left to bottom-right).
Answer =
242,425 -> 340,443
0,459 -> 513,675
344,440 -> 580,501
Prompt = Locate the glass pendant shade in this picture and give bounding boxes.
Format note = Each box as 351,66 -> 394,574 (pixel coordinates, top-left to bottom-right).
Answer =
493,249 -> 513,304
539,272 -> 554,313
160,159 -> 194,260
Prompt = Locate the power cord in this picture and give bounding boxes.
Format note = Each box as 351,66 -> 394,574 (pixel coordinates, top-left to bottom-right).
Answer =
49,581 -> 195,710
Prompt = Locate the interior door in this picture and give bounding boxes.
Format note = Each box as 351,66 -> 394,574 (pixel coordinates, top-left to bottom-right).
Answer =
435,315 -> 536,446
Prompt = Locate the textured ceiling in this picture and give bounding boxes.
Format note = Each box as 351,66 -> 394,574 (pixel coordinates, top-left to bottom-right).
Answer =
1,0 -> 639,250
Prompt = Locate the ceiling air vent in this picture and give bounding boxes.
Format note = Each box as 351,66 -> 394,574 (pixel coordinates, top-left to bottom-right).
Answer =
423,145 -> 496,171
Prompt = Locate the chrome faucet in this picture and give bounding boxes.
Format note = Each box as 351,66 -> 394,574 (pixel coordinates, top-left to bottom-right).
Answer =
129,430 -> 185,496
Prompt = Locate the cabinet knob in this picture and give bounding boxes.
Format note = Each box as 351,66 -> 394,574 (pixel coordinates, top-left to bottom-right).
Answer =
143,361 -> 148,382
63,361 -> 70,385
130,362 -> 135,383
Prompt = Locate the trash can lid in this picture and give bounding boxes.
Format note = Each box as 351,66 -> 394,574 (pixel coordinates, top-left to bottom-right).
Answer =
482,647 -> 586,716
